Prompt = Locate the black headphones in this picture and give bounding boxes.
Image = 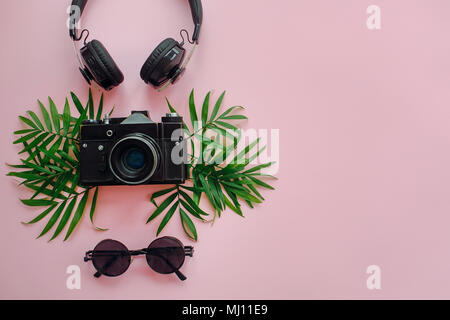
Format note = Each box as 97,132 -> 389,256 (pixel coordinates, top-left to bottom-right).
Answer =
69,0 -> 203,91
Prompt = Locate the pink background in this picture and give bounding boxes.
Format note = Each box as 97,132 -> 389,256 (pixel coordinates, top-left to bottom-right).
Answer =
1,0 -> 450,299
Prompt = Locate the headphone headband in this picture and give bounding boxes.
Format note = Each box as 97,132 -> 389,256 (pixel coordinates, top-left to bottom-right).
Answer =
69,0 -> 203,43
188,0 -> 203,42
69,0 -> 88,40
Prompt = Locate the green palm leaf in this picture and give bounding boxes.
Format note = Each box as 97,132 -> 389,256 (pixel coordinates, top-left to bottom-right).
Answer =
70,92 -> 85,115
147,192 -> 178,223
189,89 -> 198,131
14,129 -> 36,135
38,201 -> 67,238
51,196 -> 77,241
180,208 -> 198,241
38,100 -> 52,132
89,187 -> 107,231
157,201 -> 179,235
27,111 -> 44,130
21,199 -> 57,207
179,199 -> 205,220
13,131 -> 40,144
178,189 -> 208,216
150,186 -> 177,206
201,91 -> 210,126
19,116 -> 38,130
88,89 -> 94,119
63,98 -> 71,135
210,91 -> 225,122
64,190 -> 90,241
22,203 -> 58,225
49,97 -> 60,133
9,90 -> 111,241
217,106 -> 244,120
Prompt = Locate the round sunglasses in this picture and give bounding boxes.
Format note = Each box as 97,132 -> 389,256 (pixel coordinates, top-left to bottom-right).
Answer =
84,237 -> 194,281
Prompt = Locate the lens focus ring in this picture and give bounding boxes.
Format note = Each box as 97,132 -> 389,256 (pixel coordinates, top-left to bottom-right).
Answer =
108,134 -> 160,185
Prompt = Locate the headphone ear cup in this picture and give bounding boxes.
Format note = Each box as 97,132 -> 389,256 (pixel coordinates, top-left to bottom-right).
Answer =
140,38 -> 186,88
80,40 -> 124,91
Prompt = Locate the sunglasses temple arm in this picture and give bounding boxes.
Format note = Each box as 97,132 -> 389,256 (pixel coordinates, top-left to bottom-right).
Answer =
175,246 -> 195,280
84,251 -> 93,262
149,250 -> 188,281
173,246 -> 194,280
173,247 -> 194,281
84,252 -> 102,278
175,269 -> 187,281
184,246 -> 194,257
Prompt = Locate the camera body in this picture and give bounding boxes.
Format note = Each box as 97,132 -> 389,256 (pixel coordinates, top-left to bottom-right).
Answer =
79,111 -> 187,187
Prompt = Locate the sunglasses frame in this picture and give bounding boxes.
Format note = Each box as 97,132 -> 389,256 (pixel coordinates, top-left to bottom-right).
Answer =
84,237 -> 194,281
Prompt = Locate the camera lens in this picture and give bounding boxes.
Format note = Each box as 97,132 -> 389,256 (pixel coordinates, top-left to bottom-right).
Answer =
124,148 -> 146,170
109,134 -> 160,185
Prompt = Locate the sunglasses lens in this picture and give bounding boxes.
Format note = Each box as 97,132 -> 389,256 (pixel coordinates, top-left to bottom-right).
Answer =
146,237 -> 185,274
92,239 -> 131,277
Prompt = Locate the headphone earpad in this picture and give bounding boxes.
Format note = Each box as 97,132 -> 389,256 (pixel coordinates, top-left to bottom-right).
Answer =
81,40 -> 124,91
140,38 -> 185,88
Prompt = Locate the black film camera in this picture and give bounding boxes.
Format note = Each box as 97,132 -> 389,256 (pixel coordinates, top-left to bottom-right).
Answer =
79,111 -> 187,186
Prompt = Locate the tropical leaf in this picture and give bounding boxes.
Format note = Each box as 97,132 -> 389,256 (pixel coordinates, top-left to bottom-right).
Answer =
14,129 -> 36,135
71,92 -> 85,115
177,91 -> 275,223
51,196 -> 77,241
9,90 -> 111,241
64,189 -> 90,241
21,199 -> 57,207
201,91 -> 210,126
19,116 -> 37,130
217,106 -> 244,120
49,97 -> 60,133
63,99 -> 71,135
22,203 -> 58,225
38,201 -> 67,238
220,114 -> 248,121
27,111 -> 44,130
178,189 -> 208,216
179,199 -> 205,220
215,121 -> 239,131
225,198 -> 243,216
189,90 -> 198,131
13,131 -> 40,144
210,91 -> 225,122
88,88 -> 94,120
157,201 -> 179,235
72,101 -> 88,138
150,186 -> 177,203
147,192 -> 178,223
180,208 -> 197,241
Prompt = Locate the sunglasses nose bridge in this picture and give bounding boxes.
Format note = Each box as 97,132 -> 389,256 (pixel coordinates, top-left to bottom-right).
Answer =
129,249 -> 149,264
